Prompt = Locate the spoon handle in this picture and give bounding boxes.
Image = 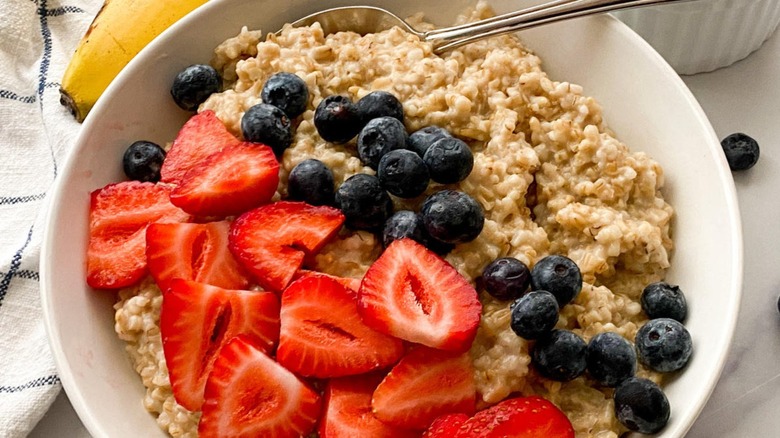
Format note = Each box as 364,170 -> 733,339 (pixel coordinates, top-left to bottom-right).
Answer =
425,0 -> 696,53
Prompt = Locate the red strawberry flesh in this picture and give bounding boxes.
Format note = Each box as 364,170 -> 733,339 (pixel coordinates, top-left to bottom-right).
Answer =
358,238 -> 481,352
160,279 -> 280,411
423,413 -> 470,438
456,396 -> 575,438
199,335 -> 321,438
277,272 -> 404,378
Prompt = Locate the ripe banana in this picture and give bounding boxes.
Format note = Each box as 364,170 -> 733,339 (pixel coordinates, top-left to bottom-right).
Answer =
60,0 -> 209,122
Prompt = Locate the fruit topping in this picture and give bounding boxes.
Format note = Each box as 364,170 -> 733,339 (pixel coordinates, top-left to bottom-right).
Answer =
169,141 -> 279,217
358,238 -> 481,352
454,396 -> 575,438
145,221 -> 251,293
356,90 -> 404,123
382,210 -> 426,248
241,103 -> 294,156
529,255 -> 582,306
531,329 -> 587,381
420,190 -> 484,244
421,413 -> 470,438
228,201 -> 345,291
314,95 -> 362,144
378,149 -> 430,198
480,257 -> 531,301
86,181 -> 189,289
170,64 -> 221,112
336,173 -> 393,231
357,116 -> 408,170
276,273 -> 404,378
407,126 -> 451,158
260,72 -> 309,119
510,290 -> 559,340
585,332 -> 637,387
423,136 -> 474,184
372,346 -> 476,430
287,158 -> 336,206
160,279 -> 280,411
198,335 -> 320,438
320,373 -> 418,438
634,317 -> 693,372
122,140 -> 166,183
721,132 -> 759,171
613,377 -> 670,434
641,281 -> 687,322
160,110 -> 240,185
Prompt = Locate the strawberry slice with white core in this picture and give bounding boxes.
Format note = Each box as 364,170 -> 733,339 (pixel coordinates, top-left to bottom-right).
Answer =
160,110 -> 241,185
277,272 -> 404,378
87,181 -> 189,289
169,141 -> 279,217
372,346 -> 477,430
160,279 -> 280,411
199,335 -> 321,438
229,201 -> 345,291
146,221 -> 251,293
320,373 -> 419,438
358,238 -> 481,352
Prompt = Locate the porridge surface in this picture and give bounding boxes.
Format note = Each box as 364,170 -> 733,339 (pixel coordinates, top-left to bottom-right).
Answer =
114,3 -> 675,437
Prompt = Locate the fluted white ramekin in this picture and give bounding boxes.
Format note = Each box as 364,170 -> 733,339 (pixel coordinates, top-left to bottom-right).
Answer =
615,0 -> 780,75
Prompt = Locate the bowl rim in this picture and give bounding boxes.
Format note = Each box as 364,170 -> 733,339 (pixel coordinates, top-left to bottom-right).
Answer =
40,1 -> 744,437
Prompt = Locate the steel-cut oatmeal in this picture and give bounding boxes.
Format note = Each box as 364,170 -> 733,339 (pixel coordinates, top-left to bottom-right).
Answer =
114,2 -> 674,437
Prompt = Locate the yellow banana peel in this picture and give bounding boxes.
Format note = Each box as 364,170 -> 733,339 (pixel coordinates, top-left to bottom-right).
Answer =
60,0 -> 209,122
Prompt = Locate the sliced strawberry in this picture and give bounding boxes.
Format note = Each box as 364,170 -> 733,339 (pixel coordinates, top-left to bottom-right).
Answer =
146,221 -> 251,292
372,346 -> 476,430
277,272 -> 404,378
87,181 -> 189,289
320,373 -> 419,438
293,269 -> 362,292
455,396 -> 575,438
422,413 -> 470,438
169,142 -> 279,217
160,110 -> 241,185
229,201 -> 345,291
199,335 -> 321,438
160,279 -> 280,411
358,238 -> 481,352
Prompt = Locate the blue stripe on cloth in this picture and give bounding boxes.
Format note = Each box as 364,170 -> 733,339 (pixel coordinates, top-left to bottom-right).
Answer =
0,90 -> 36,104
0,192 -> 46,206
46,5 -> 85,16
0,226 -> 35,308
16,270 -> 40,281
0,375 -> 60,394
36,0 -> 58,178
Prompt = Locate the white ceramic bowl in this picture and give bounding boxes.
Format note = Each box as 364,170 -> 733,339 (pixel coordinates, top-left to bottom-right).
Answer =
41,0 -> 743,437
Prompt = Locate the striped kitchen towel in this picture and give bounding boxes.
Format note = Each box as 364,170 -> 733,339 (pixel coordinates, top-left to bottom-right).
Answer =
0,0 -> 101,436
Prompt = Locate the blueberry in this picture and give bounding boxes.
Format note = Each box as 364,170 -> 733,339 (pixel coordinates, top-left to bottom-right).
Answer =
423,137 -> 474,184
377,150 -> 430,198
314,95 -> 362,144
480,257 -> 531,301
407,126 -> 451,158
635,318 -> 692,373
530,255 -> 582,306
641,282 -> 687,322
382,210 -> 426,247
510,290 -> 559,340
241,103 -> 293,155
721,132 -> 759,171
356,90 -> 404,123
287,159 -> 335,206
586,332 -> 637,387
171,64 -> 221,111
260,72 -> 309,118
420,190 -> 484,244
335,173 -> 393,231
122,140 -> 166,182
614,377 -> 670,434
531,329 -> 587,381
357,117 -> 408,170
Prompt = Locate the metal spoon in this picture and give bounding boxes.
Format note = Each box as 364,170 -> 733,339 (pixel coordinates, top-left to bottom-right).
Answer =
288,0 -> 693,53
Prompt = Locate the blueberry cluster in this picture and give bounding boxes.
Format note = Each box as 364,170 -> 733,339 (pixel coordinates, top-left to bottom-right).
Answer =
480,254 -> 693,435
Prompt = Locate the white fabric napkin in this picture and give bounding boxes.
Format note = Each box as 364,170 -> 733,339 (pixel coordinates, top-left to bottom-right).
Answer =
0,0 -> 101,436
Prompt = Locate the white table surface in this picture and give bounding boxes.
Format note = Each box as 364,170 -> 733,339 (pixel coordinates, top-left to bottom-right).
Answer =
28,22 -> 780,438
